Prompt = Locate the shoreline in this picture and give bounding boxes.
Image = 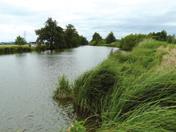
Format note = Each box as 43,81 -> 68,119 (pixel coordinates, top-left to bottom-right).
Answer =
55,39 -> 176,131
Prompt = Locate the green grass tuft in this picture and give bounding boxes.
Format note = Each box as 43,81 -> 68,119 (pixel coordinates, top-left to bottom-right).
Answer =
56,39 -> 176,131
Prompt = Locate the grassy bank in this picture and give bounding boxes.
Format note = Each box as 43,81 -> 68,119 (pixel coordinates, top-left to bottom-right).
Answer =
55,39 -> 176,131
0,45 -> 31,54
0,44 -> 47,55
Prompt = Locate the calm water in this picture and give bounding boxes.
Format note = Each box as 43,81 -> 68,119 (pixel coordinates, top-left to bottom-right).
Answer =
0,46 -> 116,132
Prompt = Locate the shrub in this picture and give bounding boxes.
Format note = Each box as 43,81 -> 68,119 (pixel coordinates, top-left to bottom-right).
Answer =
120,34 -> 146,51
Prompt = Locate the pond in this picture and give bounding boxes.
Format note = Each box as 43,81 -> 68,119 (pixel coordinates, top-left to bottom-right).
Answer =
0,46 -> 116,132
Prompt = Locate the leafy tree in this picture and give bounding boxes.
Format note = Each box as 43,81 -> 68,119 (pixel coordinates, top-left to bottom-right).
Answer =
15,36 -> 26,45
91,32 -> 102,45
106,32 -> 116,44
64,24 -> 80,48
79,35 -> 89,45
92,32 -> 102,41
36,18 -> 88,49
35,18 -> 65,49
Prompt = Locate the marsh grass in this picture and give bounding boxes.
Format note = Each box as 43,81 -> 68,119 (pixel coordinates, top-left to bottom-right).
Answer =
56,39 -> 176,131
54,75 -> 73,103
0,45 -> 32,54
0,44 -> 49,55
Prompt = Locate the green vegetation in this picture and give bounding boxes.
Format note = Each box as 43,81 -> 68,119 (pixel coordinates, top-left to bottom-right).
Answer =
55,39 -> 176,131
105,32 -> 116,44
15,36 -> 27,45
0,45 -> 32,54
90,30 -> 176,50
69,121 -> 86,132
90,32 -> 103,46
119,34 -> 146,51
0,44 -> 48,54
35,18 -> 88,50
53,75 -> 73,102
0,18 -> 88,55
90,32 -> 118,46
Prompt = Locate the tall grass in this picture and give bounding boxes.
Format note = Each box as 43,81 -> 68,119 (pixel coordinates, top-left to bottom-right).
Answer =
54,75 -> 73,103
0,45 -> 32,54
56,39 -> 176,131
0,44 -> 47,55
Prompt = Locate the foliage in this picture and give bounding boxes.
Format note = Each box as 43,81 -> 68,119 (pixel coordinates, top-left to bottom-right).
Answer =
120,34 -> 146,51
79,35 -> 89,45
54,75 -> 73,102
0,45 -> 31,54
60,39 -> 176,131
35,18 -> 88,50
90,32 -> 103,45
73,69 -> 116,116
105,32 -> 116,44
64,24 -> 80,48
35,44 -> 47,51
70,121 -> 86,132
35,18 -> 65,49
166,34 -> 176,43
148,30 -> 176,44
148,30 -> 167,41
15,36 -> 27,45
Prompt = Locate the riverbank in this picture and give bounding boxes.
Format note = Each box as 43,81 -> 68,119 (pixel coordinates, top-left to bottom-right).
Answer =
55,39 -> 176,131
0,44 -> 47,55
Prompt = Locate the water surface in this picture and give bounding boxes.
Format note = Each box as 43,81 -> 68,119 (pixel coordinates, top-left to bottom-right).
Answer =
0,46 -> 116,132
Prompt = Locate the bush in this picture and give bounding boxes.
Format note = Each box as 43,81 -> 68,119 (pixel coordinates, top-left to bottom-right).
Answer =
120,34 -> 146,51
90,39 -> 106,46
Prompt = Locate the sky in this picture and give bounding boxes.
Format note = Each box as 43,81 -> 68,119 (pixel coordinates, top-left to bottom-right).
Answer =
0,0 -> 176,42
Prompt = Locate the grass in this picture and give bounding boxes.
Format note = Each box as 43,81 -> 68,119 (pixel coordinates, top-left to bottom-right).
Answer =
91,41 -> 121,48
55,39 -> 176,131
102,41 -> 121,48
0,45 -> 32,54
53,75 -> 73,103
0,44 -> 47,55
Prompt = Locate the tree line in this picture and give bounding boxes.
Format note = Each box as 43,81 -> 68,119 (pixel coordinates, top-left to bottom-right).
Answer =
15,18 -> 88,49
90,30 -> 176,50
14,18 -> 176,51
35,18 -> 88,49
90,32 -> 116,46
119,30 -> 176,51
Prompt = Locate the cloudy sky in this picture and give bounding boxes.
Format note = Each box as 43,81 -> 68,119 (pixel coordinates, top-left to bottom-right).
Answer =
0,0 -> 176,42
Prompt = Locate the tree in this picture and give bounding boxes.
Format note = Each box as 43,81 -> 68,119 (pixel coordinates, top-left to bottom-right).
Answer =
64,24 -> 80,48
35,18 -> 65,49
79,35 -> 89,45
15,36 -> 26,45
148,30 -> 167,41
105,32 -> 116,44
91,32 -> 102,45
